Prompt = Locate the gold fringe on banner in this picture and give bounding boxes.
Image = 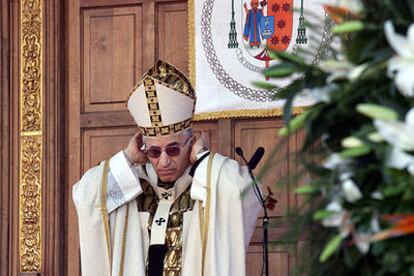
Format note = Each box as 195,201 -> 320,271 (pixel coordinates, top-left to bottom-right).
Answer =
193,106 -> 307,121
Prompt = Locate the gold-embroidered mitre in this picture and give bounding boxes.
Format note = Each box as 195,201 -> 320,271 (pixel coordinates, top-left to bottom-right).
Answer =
127,60 -> 196,137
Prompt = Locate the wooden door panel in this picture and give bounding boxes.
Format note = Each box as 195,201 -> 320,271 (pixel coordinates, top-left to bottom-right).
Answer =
234,119 -> 289,219
289,129 -> 309,212
192,121 -> 218,152
247,245 -> 294,276
82,5 -> 143,112
82,127 -> 137,172
156,1 -> 188,74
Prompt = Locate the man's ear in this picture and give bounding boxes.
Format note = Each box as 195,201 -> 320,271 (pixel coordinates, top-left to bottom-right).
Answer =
189,135 -> 196,146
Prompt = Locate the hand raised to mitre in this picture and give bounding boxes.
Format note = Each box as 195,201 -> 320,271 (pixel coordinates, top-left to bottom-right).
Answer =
123,131 -> 149,165
189,131 -> 210,165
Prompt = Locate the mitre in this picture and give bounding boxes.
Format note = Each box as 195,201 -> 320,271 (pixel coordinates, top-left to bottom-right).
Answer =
127,60 -> 196,137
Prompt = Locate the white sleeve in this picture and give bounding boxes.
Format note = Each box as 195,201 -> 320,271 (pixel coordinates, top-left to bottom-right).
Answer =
191,155 -> 262,248
107,151 -> 144,213
190,157 -> 209,207
222,159 -> 262,249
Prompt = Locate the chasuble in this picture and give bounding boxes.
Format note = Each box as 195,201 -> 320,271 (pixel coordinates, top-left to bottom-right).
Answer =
73,150 -> 261,276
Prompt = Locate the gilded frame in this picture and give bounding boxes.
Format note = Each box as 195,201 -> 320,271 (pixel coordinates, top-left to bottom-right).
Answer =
19,0 -> 43,272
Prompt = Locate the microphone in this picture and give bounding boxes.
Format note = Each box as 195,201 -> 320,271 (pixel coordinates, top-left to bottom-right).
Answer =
235,147 -> 244,157
248,147 -> 265,171
235,147 -> 249,166
235,146 -> 270,276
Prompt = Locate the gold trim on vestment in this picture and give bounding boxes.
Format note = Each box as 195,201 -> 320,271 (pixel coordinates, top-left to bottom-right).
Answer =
137,181 -> 195,274
143,78 -> 163,128
144,61 -> 195,98
201,152 -> 215,276
119,205 -> 129,276
140,118 -> 193,137
198,201 -> 203,246
101,160 -> 112,271
19,0 -> 43,271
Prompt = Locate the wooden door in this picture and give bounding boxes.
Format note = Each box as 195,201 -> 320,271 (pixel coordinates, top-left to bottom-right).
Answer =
67,0 -> 306,275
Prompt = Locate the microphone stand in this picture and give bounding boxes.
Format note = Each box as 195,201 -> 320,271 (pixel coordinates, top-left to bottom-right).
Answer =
237,149 -> 269,276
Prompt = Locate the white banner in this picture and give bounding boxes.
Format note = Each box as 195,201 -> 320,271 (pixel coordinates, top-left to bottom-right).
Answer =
190,0 -> 333,120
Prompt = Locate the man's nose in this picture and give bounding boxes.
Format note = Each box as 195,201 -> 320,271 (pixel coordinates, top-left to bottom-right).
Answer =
158,150 -> 171,167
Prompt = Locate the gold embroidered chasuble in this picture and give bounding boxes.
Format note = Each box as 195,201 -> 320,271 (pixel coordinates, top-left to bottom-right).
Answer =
73,150 -> 261,276
137,180 -> 196,275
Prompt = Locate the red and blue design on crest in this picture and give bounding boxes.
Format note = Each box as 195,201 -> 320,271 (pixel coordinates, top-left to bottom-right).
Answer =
241,0 -> 294,60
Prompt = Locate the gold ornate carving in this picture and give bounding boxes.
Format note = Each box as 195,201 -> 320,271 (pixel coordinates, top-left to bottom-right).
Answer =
19,136 -> 42,271
188,0 -> 196,88
19,0 -> 43,272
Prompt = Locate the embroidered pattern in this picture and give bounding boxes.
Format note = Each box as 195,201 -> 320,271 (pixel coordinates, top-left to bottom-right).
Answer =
106,169 -> 126,208
136,181 -> 195,275
140,118 -> 192,137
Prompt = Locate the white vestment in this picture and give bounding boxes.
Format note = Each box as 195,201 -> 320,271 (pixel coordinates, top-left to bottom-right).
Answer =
73,151 -> 261,276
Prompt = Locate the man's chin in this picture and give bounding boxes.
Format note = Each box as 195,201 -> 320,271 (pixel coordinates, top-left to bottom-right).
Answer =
158,173 -> 178,182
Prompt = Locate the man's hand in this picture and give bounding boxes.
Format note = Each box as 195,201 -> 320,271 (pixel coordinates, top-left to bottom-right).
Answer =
123,131 -> 148,165
189,131 -> 210,165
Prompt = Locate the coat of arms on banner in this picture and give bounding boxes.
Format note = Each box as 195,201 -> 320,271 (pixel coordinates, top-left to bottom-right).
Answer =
190,0 -> 333,119
235,0 -> 303,72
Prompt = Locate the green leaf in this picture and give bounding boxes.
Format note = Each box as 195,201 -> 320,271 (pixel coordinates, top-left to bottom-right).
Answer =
313,210 -> 336,220
319,234 -> 344,263
340,145 -> 371,158
278,111 -> 310,137
269,51 -> 306,65
252,81 -> 278,90
409,0 -> 414,18
295,185 -> 319,194
332,21 -> 364,33
265,63 -> 297,78
356,104 -> 398,121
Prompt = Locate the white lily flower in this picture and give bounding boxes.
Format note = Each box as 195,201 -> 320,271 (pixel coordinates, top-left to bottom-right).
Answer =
353,232 -> 371,254
370,215 -> 381,233
300,83 -> 338,104
387,147 -> 414,175
384,21 -> 414,97
319,60 -> 355,83
339,171 -> 353,182
342,179 -> 363,203
370,191 -> 384,200
374,108 -> 414,175
374,108 -> 414,151
322,201 -> 344,227
319,60 -> 368,83
323,153 -> 349,170
351,216 -> 381,254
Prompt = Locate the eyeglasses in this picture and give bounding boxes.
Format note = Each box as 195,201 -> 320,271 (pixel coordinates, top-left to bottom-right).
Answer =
145,137 -> 192,158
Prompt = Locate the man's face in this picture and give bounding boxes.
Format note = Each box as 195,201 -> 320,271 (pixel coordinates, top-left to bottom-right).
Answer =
144,132 -> 194,182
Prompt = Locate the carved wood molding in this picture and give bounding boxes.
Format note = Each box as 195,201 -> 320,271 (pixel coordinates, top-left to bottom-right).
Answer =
19,0 -> 43,272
